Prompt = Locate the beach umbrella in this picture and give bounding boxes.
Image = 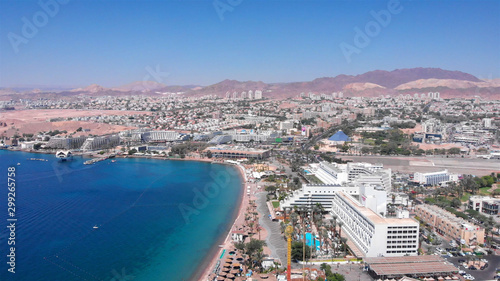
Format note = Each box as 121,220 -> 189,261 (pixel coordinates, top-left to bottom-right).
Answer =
226,256 -> 234,260
217,277 -> 225,281
227,273 -> 235,279
222,267 -> 231,272
235,256 -> 244,261
232,263 -> 241,268
223,263 -> 232,267
230,269 -> 239,274
219,272 -> 227,277
444,277 -> 452,280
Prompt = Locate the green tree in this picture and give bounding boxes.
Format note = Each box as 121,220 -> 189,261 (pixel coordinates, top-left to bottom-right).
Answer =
291,241 -> 311,261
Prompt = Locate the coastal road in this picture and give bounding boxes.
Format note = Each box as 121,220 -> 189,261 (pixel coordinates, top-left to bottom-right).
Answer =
256,192 -> 287,265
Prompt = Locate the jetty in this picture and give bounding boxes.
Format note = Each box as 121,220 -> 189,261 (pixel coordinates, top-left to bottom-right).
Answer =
84,153 -> 116,165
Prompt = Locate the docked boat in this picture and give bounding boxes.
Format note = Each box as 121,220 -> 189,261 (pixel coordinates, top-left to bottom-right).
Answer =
56,150 -> 73,161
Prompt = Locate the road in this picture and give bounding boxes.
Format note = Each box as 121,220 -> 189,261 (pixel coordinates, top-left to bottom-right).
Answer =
256,192 -> 287,265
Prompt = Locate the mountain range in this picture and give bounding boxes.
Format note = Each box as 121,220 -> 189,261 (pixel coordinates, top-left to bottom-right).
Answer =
1,67 -> 499,99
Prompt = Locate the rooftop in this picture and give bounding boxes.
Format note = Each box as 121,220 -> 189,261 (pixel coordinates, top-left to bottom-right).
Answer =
337,192 -> 417,225
365,256 -> 458,277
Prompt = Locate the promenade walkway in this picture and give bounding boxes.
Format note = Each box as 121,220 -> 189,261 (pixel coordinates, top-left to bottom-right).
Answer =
256,192 -> 287,265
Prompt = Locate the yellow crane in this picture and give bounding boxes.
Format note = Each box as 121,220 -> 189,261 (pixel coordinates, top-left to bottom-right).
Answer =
285,225 -> 293,281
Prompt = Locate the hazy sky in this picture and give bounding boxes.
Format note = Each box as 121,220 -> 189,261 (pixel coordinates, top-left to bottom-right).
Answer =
1,0 -> 499,88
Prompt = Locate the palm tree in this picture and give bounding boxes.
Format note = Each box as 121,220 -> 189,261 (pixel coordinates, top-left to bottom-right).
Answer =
340,237 -> 348,257
291,212 -> 299,230
337,221 -> 344,240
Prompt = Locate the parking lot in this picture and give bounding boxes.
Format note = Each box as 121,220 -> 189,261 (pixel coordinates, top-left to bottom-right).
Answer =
445,255 -> 500,280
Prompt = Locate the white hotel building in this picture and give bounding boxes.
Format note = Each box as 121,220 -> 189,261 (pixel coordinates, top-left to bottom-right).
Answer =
332,192 -> 419,257
281,161 -> 418,257
311,162 -> 391,192
413,169 -> 458,185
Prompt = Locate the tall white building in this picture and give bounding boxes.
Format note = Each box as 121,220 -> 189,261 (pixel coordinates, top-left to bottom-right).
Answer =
254,90 -> 263,99
331,192 -> 419,257
483,118 -> 492,128
142,131 -> 180,142
310,162 -> 391,191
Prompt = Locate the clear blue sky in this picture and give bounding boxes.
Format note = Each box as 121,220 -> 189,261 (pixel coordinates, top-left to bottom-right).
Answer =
1,0 -> 499,88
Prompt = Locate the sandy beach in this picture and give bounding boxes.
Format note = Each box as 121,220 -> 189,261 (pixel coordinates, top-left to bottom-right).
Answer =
195,161 -> 254,281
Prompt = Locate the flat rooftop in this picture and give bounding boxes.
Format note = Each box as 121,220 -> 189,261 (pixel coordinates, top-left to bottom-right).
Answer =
365,256 -> 458,277
364,256 -> 458,276
337,192 -> 417,225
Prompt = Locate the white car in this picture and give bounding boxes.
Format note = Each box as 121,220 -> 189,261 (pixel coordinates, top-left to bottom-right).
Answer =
464,274 -> 475,280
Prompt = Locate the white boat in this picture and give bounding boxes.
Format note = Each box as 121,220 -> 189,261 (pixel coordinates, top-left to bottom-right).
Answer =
56,150 -> 73,161
93,225 -> 99,229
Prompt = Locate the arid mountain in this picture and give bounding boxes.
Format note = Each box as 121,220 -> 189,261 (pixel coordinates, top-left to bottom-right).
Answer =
395,79 -> 500,90
70,84 -> 108,93
343,82 -> 386,91
181,67 -> 489,98
3,68 -> 499,99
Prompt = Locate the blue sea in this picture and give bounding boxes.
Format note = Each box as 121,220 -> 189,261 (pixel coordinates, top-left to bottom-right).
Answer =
0,150 -> 242,281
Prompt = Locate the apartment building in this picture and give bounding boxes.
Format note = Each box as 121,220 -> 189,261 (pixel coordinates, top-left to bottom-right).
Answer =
469,195 -> 500,215
415,204 -> 484,245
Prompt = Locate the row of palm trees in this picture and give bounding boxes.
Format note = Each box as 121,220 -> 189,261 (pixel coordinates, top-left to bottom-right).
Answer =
280,203 -> 350,261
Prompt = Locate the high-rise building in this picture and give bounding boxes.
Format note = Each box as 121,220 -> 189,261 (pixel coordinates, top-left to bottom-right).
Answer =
254,90 -> 262,99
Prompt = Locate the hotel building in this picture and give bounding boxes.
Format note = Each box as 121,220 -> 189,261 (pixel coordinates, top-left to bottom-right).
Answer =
331,192 -> 419,257
413,170 -> 457,185
311,161 -> 391,191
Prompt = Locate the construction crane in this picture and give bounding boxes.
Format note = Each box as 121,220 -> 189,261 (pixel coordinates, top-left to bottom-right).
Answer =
285,225 -> 294,281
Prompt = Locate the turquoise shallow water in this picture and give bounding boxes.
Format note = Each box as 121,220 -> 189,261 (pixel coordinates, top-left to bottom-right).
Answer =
0,150 -> 242,281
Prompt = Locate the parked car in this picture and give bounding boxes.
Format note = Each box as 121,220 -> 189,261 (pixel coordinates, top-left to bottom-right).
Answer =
464,274 -> 475,280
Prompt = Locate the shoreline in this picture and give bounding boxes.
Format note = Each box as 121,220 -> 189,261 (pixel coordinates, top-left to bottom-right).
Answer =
2,148 -> 250,281
194,161 -> 249,281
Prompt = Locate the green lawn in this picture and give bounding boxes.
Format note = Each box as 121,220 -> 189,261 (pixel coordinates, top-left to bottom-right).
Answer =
306,175 -> 323,184
479,186 -> 492,196
461,193 -> 471,202
272,201 -> 280,208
